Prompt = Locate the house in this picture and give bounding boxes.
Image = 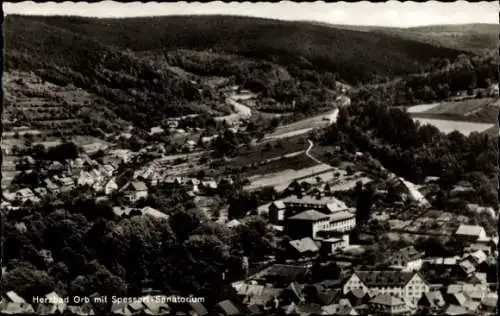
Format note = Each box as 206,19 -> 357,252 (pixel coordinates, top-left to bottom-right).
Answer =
43,179 -> 61,195
141,207 -> 169,220
36,291 -> 67,315
101,164 -> 115,177
268,201 -> 286,224
104,178 -> 119,195
236,284 -> 282,308
149,126 -> 165,136
48,161 -> 65,171
188,301 -> 209,316
183,140 -> 197,152
33,187 -> 48,198
164,177 -> 182,188
443,305 -> 469,316
463,283 -> 489,301
444,292 -> 468,307
465,250 -> 488,265
385,246 -> 425,271
200,180 -> 218,194
226,219 -> 242,229
59,177 -> 76,193
455,224 -> 488,242
247,264 -> 310,286
345,288 -> 370,307
215,300 -> 241,316
15,188 -> 35,202
77,171 -> 95,187
66,304 -> 95,315
322,303 -> 359,315
458,259 -> 476,276
284,210 -> 331,239
127,301 -> 146,314
288,237 -> 320,258
480,293 -> 497,314
418,291 -> 446,312
200,135 -> 219,145
343,271 -> 430,307
317,236 -> 349,254
0,291 -> 35,314
369,294 -> 410,315
112,206 -> 135,217
107,149 -> 133,164
120,181 -> 148,203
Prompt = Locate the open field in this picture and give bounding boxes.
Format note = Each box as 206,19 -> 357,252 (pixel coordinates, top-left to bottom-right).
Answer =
226,136 -> 309,169
405,98 -> 498,136
264,109 -> 337,140
420,97 -> 497,117
413,118 -> 495,136
239,154 -> 319,179
244,163 -> 333,192
406,103 -> 440,113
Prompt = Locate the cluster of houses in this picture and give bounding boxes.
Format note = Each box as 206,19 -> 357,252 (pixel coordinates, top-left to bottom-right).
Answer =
134,163 -> 229,197
230,243 -> 498,315
0,290 -> 247,316
5,150 -> 135,206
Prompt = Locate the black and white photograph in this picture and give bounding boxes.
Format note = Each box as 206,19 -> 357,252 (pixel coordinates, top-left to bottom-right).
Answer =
1,1 -> 499,315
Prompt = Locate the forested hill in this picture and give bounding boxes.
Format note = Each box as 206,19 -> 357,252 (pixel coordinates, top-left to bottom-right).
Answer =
306,22 -> 498,54
5,14 -> 468,85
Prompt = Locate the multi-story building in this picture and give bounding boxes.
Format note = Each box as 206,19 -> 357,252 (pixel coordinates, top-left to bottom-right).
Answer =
343,271 -> 430,307
284,208 -> 356,240
285,210 -> 331,239
282,195 -> 348,213
385,246 -> 425,271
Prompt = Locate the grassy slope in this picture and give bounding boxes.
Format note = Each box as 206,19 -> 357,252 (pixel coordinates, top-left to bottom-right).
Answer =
6,15 -> 467,85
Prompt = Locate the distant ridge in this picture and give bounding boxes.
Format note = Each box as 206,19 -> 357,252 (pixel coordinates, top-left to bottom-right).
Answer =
303,21 -> 498,54
6,14 -> 467,84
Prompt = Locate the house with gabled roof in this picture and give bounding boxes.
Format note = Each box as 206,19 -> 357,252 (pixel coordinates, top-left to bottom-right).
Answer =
36,291 -> 67,315
188,301 -> 208,316
15,188 -> 35,202
343,271 -> 430,307
0,291 -> 35,314
120,181 -> 148,203
385,246 -> 425,271
33,187 -> 48,198
105,177 -> 119,195
458,259 -> 476,276
59,177 -> 76,193
268,200 -> 286,224
288,237 -> 320,258
443,304 -> 469,316
418,291 -> 446,313
215,300 -> 241,316
370,294 -> 410,315
44,179 -> 60,195
127,300 -> 145,314
455,224 -> 488,242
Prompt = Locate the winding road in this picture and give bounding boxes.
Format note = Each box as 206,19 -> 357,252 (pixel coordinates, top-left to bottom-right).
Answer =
305,140 -> 323,164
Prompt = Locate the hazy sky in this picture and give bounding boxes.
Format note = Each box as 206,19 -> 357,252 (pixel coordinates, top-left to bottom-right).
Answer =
3,1 -> 498,27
